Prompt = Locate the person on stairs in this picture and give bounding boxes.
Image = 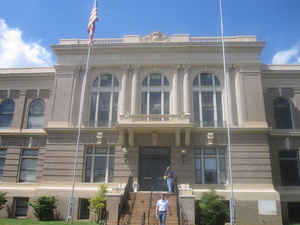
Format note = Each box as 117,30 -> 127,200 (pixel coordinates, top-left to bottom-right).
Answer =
156,194 -> 171,225
164,166 -> 174,192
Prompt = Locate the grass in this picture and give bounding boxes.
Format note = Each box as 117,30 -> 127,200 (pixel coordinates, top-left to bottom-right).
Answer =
0,218 -> 99,225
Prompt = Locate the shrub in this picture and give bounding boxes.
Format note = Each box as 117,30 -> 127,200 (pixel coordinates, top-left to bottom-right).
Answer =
29,196 -> 57,221
89,184 -> 107,223
0,192 -> 7,210
197,190 -> 229,225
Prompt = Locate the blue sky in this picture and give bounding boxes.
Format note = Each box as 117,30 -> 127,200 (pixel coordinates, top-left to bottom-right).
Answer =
0,0 -> 299,67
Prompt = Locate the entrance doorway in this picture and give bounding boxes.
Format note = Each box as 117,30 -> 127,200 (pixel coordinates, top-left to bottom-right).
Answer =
139,147 -> 170,191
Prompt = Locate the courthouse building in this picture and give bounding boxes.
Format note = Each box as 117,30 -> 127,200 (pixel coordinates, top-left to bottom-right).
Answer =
0,31 -> 300,225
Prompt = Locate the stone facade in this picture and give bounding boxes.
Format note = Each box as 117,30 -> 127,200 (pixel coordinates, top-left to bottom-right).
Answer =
0,32 -> 299,224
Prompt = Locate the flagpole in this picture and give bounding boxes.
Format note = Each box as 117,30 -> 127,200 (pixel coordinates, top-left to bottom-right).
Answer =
66,0 -> 97,223
218,0 -> 235,224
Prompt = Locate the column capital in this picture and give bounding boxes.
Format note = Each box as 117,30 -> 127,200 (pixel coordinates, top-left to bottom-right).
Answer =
183,65 -> 191,73
171,64 -> 181,73
121,65 -> 130,73
131,64 -> 141,72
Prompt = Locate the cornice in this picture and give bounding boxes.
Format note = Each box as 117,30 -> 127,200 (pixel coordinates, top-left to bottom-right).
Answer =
261,64 -> 300,74
0,67 -> 55,79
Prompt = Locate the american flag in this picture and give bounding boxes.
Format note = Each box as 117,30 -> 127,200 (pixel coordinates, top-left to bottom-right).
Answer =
88,1 -> 99,47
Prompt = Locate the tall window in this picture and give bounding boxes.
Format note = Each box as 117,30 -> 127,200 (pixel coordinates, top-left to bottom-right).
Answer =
194,148 -> 226,184
0,149 -> 6,181
84,146 -> 114,183
0,99 -> 15,128
141,73 -> 170,115
279,151 -> 300,186
273,97 -> 293,129
19,149 -> 38,182
28,99 -> 45,128
193,73 -> 223,127
90,75 -> 119,127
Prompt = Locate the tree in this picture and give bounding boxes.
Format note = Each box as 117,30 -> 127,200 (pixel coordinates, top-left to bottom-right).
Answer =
197,190 -> 229,225
89,184 -> 107,224
0,192 -> 7,210
29,196 -> 57,221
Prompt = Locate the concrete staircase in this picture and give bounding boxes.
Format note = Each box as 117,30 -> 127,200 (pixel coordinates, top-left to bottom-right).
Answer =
119,192 -> 179,225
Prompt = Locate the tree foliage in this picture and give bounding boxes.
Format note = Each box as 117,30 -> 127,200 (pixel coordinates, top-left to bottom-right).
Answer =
29,196 -> 57,221
89,184 -> 107,223
197,190 -> 229,225
0,192 -> 7,210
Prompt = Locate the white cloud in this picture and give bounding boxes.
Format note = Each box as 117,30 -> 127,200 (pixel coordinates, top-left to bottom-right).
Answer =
0,19 -> 53,68
272,42 -> 300,64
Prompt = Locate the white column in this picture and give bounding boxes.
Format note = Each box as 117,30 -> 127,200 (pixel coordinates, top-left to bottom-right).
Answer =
131,65 -> 140,115
172,65 -> 180,114
119,65 -> 129,116
183,65 -> 191,115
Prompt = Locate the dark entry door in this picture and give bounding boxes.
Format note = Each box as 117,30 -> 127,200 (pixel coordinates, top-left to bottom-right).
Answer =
139,147 -> 170,191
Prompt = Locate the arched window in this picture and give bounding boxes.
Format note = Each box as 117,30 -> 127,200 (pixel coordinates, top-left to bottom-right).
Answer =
28,99 -> 45,128
141,73 -> 170,115
193,73 -> 223,127
90,74 -> 119,127
273,97 -> 293,129
0,99 -> 15,128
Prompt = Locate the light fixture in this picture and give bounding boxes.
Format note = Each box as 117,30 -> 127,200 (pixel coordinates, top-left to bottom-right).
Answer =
180,149 -> 187,163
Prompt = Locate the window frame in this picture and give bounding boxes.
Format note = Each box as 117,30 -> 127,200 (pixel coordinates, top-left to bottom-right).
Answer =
279,150 -> 300,186
19,149 -> 38,183
27,98 -> 45,129
84,146 -> 115,183
194,147 -> 226,185
192,73 -> 223,127
0,148 -> 6,181
141,73 -> 170,115
0,98 -> 15,128
14,197 -> 29,217
273,97 -> 294,129
78,198 -> 90,220
90,74 -> 119,127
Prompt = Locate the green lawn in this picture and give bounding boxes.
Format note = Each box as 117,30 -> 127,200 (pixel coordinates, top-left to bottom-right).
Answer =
0,218 -> 99,225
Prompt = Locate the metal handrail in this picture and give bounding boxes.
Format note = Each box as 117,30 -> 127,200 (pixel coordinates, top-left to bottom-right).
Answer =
147,186 -> 153,225
117,176 -> 133,225
141,212 -> 146,225
174,176 -> 182,225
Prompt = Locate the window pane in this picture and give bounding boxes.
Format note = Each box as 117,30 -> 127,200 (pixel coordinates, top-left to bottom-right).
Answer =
20,159 -> 37,182
0,150 -> 6,157
90,93 -> 97,125
142,77 -> 148,86
85,156 -> 92,182
22,150 -> 38,157
150,92 -> 161,114
112,92 -> 118,125
280,160 -> 300,186
150,74 -> 161,86
193,76 -> 199,86
204,158 -> 217,184
163,77 -> 169,86
216,92 -> 223,127
219,156 -> 226,184
109,156 -> 114,182
204,149 -> 216,155
0,99 -> 14,128
15,198 -> 28,217
92,77 -> 99,87
113,77 -> 119,87
201,73 -> 213,86
79,199 -> 90,219
273,98 -> 293,129
193,92 -> 200,123
100,75 -> 112,87
202,92 -> 214,127
141,92 -> 147,114
214,76 -> 220,86
95,148 -> 107,154
164,92 -> 169,114
94,156 -> 106,182
98,92 -> 110,126
0,158 -> 5,180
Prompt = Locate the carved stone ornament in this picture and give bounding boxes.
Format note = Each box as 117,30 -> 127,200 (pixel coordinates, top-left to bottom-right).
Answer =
207,132 -> 214,145
143,31 -> 169,43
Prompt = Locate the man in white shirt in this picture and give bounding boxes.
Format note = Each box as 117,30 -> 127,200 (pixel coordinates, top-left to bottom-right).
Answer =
156,194 -> 171,225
